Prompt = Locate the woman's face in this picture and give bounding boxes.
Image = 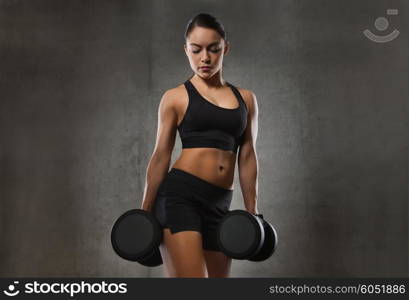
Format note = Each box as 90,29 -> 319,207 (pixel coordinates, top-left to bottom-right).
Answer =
184,26 -> 229,79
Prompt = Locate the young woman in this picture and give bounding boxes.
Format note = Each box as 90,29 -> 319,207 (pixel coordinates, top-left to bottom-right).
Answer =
140,13 -> 259,278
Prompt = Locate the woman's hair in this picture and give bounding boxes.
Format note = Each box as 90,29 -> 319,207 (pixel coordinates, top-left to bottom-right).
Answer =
184,13 -> 227,43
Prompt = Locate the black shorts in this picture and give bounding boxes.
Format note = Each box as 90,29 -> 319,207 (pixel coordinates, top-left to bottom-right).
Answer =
152,168 -> 233,251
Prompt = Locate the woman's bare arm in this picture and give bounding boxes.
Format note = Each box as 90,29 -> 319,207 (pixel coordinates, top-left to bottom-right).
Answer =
140,89 -> 178,212
237,90 -> 259,215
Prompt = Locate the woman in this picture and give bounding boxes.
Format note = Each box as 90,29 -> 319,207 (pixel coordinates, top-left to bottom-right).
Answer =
140,13 -> 259,278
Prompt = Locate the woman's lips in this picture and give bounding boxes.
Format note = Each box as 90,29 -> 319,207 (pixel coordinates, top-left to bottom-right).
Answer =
200,67 -> 211,71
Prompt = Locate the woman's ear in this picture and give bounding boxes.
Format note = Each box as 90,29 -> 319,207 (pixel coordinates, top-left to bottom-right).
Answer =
224,41 -> 230,56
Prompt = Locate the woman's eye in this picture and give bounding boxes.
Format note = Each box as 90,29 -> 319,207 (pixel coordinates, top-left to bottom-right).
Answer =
192,48 -> 221,54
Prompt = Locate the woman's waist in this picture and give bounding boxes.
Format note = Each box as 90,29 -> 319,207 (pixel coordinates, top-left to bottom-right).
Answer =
177,147 -> 236,164
172,149 -> 236,190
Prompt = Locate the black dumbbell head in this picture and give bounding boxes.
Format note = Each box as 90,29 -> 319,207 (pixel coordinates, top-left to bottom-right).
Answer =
111,209 -> 163,266
248,217 -> 278,262
216,210 -> 265,260
136,245 -> 163,267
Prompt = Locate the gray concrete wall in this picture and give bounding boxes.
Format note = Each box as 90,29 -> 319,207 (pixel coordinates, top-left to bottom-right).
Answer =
0,0 -> 407,277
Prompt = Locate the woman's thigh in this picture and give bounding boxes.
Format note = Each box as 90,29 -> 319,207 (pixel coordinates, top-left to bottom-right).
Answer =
203,249 -> 232,278
159,228 -> 208,278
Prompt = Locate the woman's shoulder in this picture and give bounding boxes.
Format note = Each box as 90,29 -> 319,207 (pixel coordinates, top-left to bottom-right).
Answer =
232,84 -> 257,111
161,82 -> 187,100
164,82 -> 186,95
159,83 -> 188,111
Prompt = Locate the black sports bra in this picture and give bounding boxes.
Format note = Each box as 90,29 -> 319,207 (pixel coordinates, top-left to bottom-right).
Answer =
177,79 -> 248,154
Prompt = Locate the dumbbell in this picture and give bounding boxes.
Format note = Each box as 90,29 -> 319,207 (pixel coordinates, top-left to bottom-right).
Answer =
110,209 -> 163,267
216,210 -> 278,261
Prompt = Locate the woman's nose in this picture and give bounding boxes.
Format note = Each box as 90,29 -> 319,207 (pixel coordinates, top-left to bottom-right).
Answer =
201,51 -> 210,62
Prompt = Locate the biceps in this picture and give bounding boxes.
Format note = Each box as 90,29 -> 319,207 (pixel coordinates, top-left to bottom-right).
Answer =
239,125 -> 256,160
239,92 -> 258,158
153,99 -> 178,156
240,115 -> 258,152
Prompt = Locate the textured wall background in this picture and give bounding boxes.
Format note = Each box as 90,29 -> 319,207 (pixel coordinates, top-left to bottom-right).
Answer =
0,0 -> 407,277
